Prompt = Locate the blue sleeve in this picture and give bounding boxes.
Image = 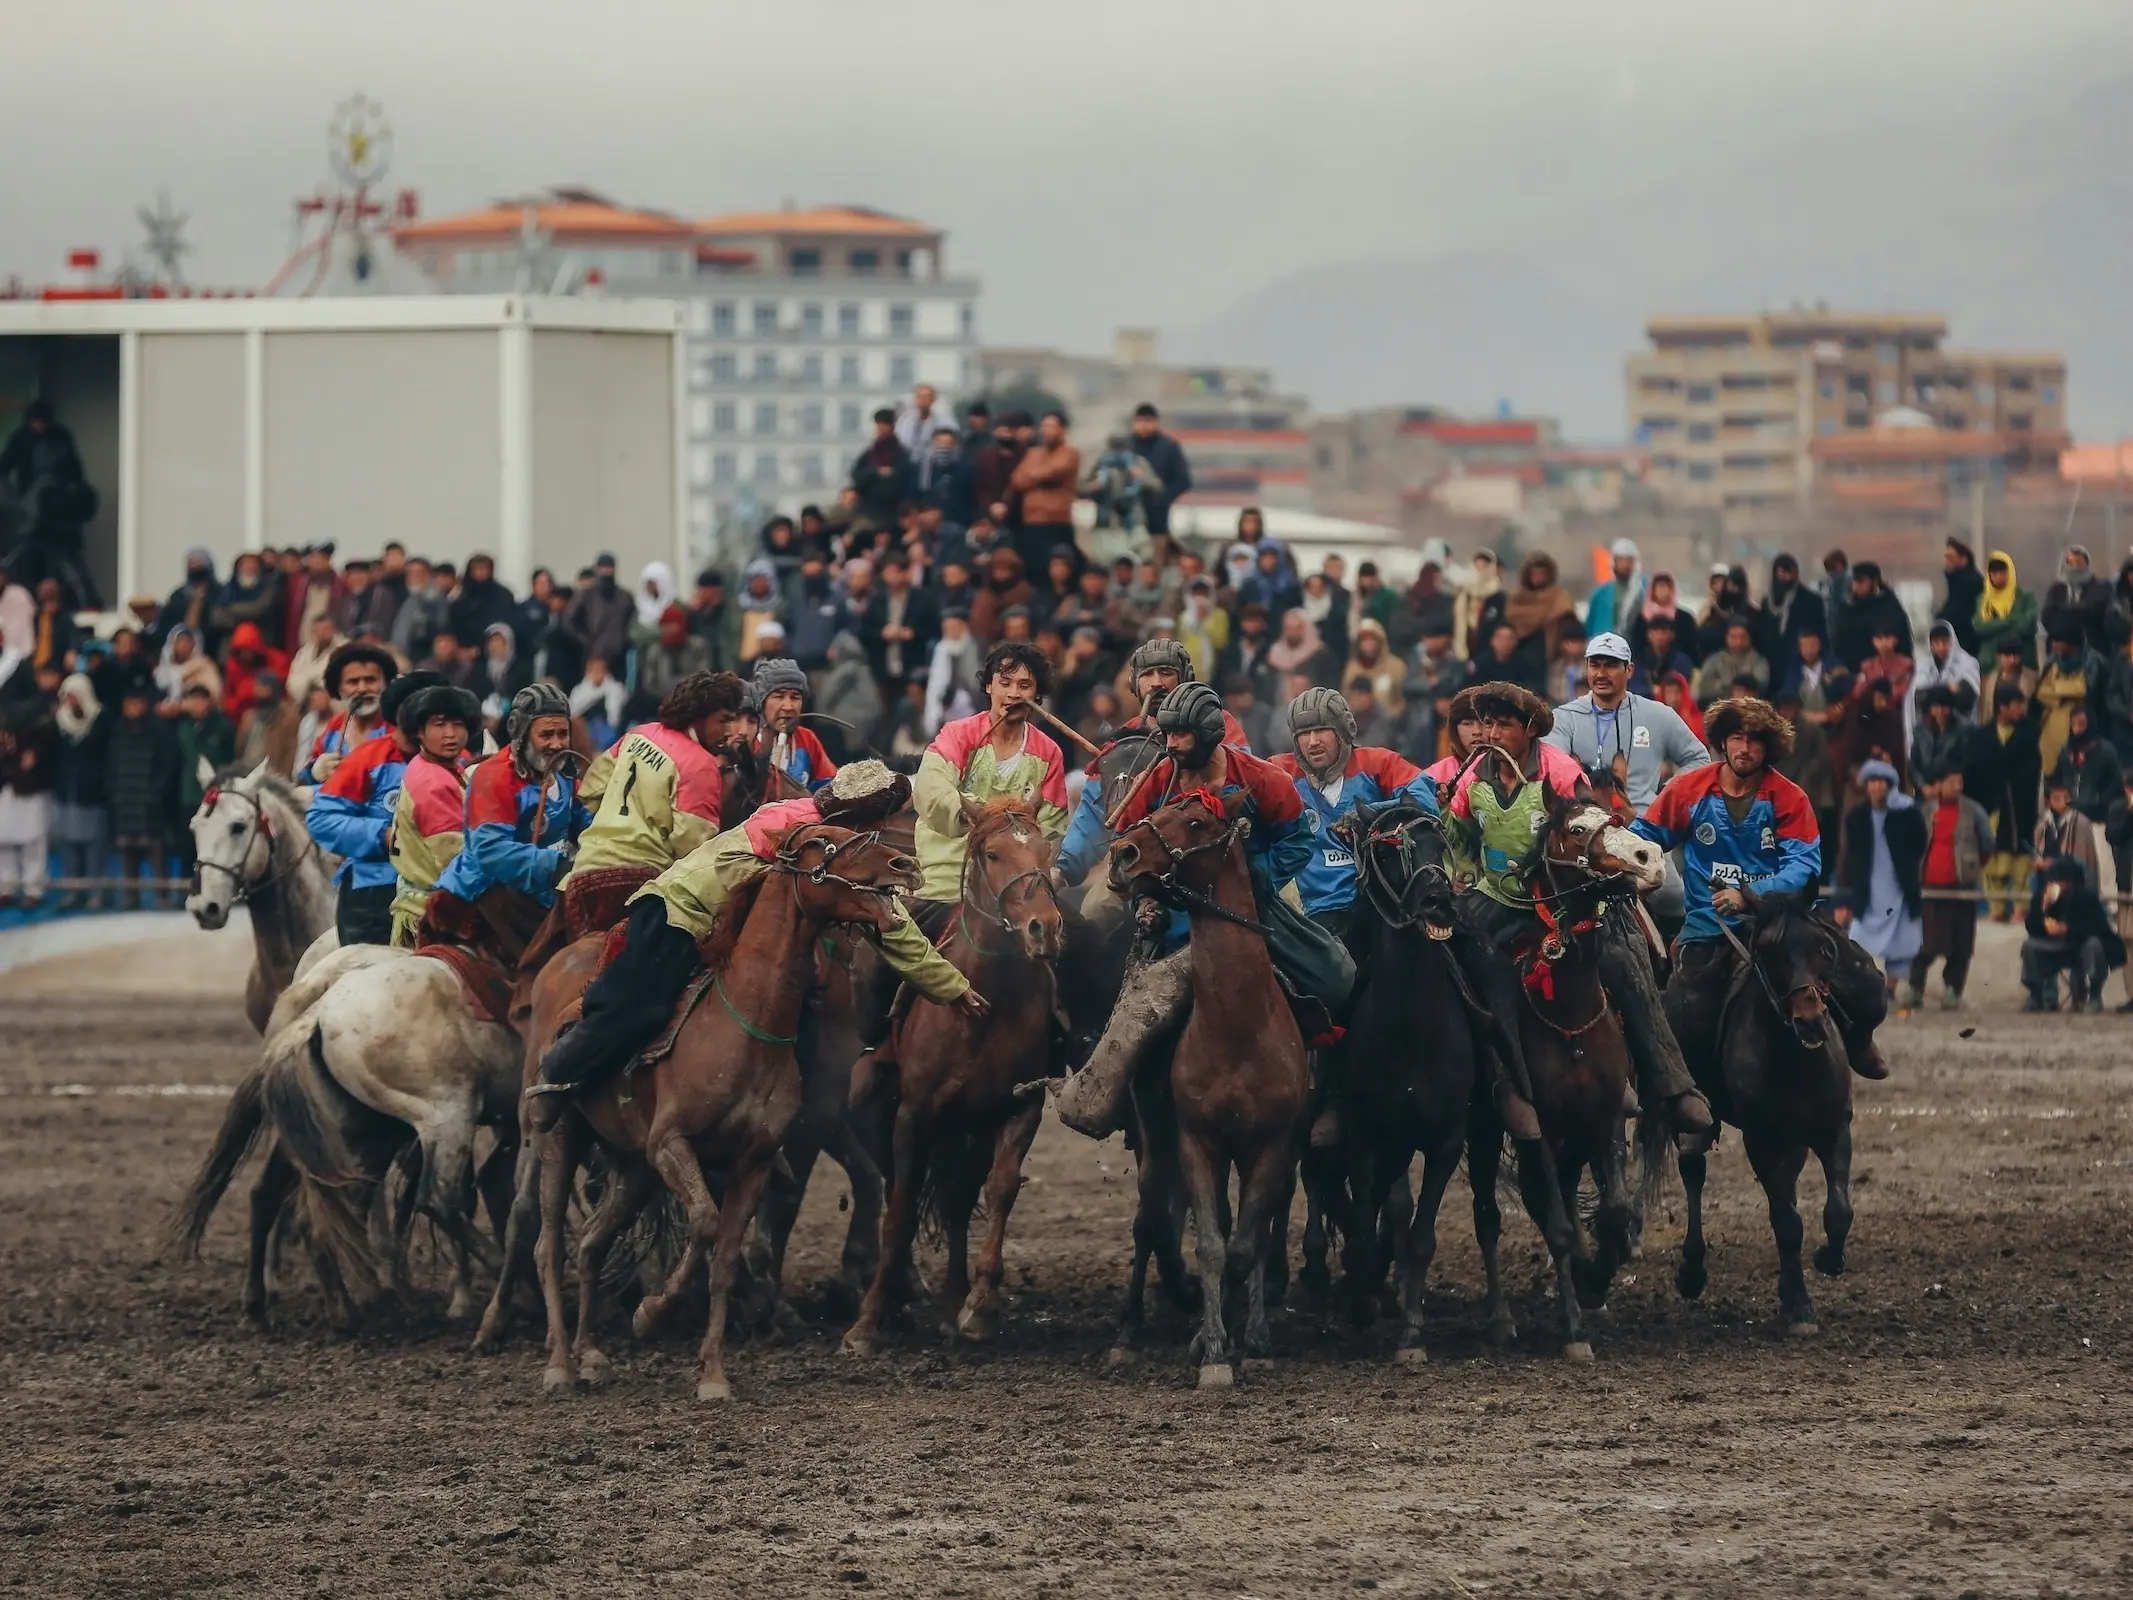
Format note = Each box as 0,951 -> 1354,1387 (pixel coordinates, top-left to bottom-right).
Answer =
1766,831 -> 1821,898
1257,809 -> 1314,890
468,819 -> 566,897
1055,777 -> 1111,885
1397,772 -> 1440,816
307,789 -> 389,861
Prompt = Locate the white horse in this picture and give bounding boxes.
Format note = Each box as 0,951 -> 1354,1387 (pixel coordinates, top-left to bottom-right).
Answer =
185,761 -> 338,1033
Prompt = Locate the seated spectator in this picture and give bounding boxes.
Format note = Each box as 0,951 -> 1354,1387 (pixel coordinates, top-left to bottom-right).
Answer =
969,548 -> 1034,645
1778,628 -> 1836,714
631,605 -> 710,722
1912,619 -> 1980,730
815,630 -> 884,765
924,609 -> 983,736
687,568 -> 739,675
474,620 -> 531,721
1633,612 -> 1696,693
285,612 -> 346,704
736,559 -> 787,664
1342,617 -> 1405,723
1653,669 -> 1704,746
2021,856 -> 2125,1012
1772,687 -> 1837,860
1222,674 -> 1272,755
1054,625 -> 1118,731
1852,621 -> 1913,711
1258,670 -> 1318,756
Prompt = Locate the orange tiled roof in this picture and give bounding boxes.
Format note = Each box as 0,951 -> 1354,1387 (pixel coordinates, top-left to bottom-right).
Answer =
2060,442 -> 2133,484
395,200 -> 696,245
696,206 -> 937,238
1811,428 -> 2011,462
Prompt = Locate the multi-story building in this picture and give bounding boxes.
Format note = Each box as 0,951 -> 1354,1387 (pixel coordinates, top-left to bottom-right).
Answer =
1808,414 -> 2022,566
1625,310 -> 2067,548
1308,406 -> 1562,531
393,191 -> 980,562
976,330 -> 1313,509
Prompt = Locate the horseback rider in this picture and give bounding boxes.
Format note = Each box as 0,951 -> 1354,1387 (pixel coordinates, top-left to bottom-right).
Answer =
1055,636 -> 1249,888
526,760 -> 986,1125
753,656 -> 838,792
1440,681 -> 1715,1146
386,684 -> 483,947
298,642 -> 396,786
1054,681 -> 1313,1140
1636,695 -> 1890,1086
308,670 -> 444,946
414,682 -> 588,962
559,670 -> 745,937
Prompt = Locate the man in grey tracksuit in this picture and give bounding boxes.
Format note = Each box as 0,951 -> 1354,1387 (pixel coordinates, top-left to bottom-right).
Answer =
1546,631 -> 1712,925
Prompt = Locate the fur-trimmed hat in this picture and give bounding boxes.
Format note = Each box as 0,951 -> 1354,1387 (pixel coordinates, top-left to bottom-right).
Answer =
324,641 -> 399,699
1703,695 -> 1795,760
395,683 -> 484,741
814,758 -> 911,829
1449,680 -> 1553,738
378,669 -> 444,730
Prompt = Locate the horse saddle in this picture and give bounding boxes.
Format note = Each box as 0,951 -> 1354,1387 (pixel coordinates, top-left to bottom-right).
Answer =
630,969 -> 720,1075
414,943 -> 516,1025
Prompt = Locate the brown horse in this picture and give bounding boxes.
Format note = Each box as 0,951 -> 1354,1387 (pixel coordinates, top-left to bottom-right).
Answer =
525,822 -> 920,1400
1485,789 -> 1665,1361
1108,790 -> 1308,1388
843,797 -> 1063,1354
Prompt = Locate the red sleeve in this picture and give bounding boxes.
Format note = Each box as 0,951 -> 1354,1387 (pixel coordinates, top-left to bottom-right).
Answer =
1353,746 -> 1423,789
1113,758 -> 1178,829
1237,751 -> 1303,823
464,755 -> 522,830
1268,752 -> 1304,779
799,725 -> 838,779
1768,774 -> 1821,843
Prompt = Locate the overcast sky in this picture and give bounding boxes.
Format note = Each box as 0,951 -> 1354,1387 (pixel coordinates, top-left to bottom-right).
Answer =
3,0 -> 2127,363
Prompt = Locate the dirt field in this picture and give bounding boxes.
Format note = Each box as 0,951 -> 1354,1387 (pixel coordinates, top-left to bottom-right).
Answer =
3,927 -> 2131,1598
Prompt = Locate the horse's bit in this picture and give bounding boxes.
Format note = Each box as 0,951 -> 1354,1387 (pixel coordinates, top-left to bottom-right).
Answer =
195,785 -> 318,905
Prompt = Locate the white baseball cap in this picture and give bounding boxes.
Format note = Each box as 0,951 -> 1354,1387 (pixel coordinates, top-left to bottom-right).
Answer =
1584,631 -> 1634,663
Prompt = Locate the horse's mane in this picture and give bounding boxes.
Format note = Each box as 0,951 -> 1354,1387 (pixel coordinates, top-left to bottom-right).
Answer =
965,794 -> 1042,847
210,762 -> 306,817
696,872 -> 770,977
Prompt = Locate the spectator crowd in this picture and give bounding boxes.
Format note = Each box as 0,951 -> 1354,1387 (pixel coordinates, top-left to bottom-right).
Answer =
0,381 -> 2128,1015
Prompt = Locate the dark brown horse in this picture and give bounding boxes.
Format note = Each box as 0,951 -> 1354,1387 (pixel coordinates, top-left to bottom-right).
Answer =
843,797 -> 1063,1354
524,822 -> 920,1400
1489,790 -> 1666,1360
1108,790 -> 1308,1388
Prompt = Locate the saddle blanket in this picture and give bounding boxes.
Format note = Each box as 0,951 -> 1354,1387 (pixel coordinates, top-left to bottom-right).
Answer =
632,969 -> 718,1074
415,943 -> 516,1025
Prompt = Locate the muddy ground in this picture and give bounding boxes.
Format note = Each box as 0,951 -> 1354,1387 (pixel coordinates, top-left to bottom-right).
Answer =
2,926 -> 2130,1597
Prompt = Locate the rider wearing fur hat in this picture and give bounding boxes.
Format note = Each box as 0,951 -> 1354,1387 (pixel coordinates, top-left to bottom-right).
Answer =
386,684 -> 484,947
308,669 -> 443,945
1442,681 -> 1714,1146
753,656 -> 838,792
526,760 -> 986,1124
298,641 -> 398,785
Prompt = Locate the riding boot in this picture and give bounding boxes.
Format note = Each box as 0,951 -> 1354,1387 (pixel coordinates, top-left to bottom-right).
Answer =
1597,915 -> 1713,1142
1054,943 -> 1192,1139
1442,920 -> 1542,1144
849,982 -> 916,1112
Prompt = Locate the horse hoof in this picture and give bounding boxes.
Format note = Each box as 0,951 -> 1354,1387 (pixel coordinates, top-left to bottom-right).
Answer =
1197,1363 -> 1234,1390
447,1290 -> 477,1322
697,1377 -> 733,1403
955,1305 -> 998,1343
1675,1266 -> 1708,1302
1813,1246 -> 1846,1278
1785,1319 -> 1820,1339
1562,1341 -> 1595,1363
1242,1356 -> 1275,1374
1104,1345 -> 1139,1370
1487,1318 -> 1516,1349
541,1366 -> 575,1393
1393,1345 -> 1429,1367
842,1331 -> 876,1359
578,1349 -> 612,1384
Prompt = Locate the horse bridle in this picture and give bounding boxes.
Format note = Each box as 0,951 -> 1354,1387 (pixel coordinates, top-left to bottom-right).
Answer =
1121,798 -> 1274,937
771,825 -> 905,901
954,825 -> 1060,952
1718,910 -> 1837,1048
1351,809 -> 1454,936
194,784 -> 318,905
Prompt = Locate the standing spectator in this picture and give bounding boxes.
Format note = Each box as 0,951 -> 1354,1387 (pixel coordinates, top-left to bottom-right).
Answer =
2020,857 -> 2124,1013
627,561 -> 678,652
1401,624 -> 1470,766
1971,549 -> 2038,669
285,612 -> 347,705
234,670 -> 300,777
1777,629 -> 1837,712
47,670 -> 109,906
1837,678 -> 1909,803
2035,625 -> 2104,774
852,408 -> 913,531
391,556 -> 453,663
2053,705 -> 2123,826
103,682 -> 174,909
783,549 -> 845,672
924,609 -> 984,736
864,550 -> 938,690
1341,618 -> 1404,724
1634,612 -> 1697,694
281,543 -> 342,650
533,585 -> 584,690
734,559 -> 788,665
219,622 -> 289,724
515,568 -> 556,652
1695,565 -> 1754,662
474,622 -> 531,718
157,549 -> 222,661
630,606 -> 710,722
1980,638 -> 2037,722
2104,623 -> 2133,767
1911,763 -> 1993,1009
449,553 -> 519,645
28,577 -> 80,675
815,630 -> 884,761
969,547 -> 1034,645
1006,410 -> 1081,581
366,544 -> 410,642
1833,561 -> 1911,671
687,569 -> 740,675
1755,553 -> 1827,688
2105,771 -> 2133,1008
1820,548 -> 1853,639
892,383 -> 954,457
1909,619 -> 1980,743
173,680 -> 235,822
1964,682 -> 2042,921
211,553 -> 280,658
970,412 -> 1026,537
915,425 -> 973,529
564,553 -> 634,677
1693,618 -> 1770,707
1476,618 -> 1546,697
1353,561 -> 1397,633
2042,544 -> 2113,655
2034,774 -> 2100,889
1501,552 -> 1576,684
1836,758 -> 1925,1000
1451,550 -> 1505,659
1629,570 -> 1696,667
1301,570 -> 1347,675
1583,538 -> 1646,641
959,402 -> 992,467
1772,688 -> 1838,866
1852,620 -> 1914,712
0,682 -> 56,907
1176,576 -> 1228,685
1937,538 -> 1986,657
1239,533 -> 1302,619
1909,687 -> 1967,784
155,627 -> 221,712
1128,403 -> 1193,546
0,556 -> 34,686
1546,623 -> 1589,704
1265,608 -> 1332,688
419,630 -> 478,691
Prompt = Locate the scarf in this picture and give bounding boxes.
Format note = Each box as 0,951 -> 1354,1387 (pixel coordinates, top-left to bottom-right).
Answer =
1642,575 -> 1675,622
1979,550 -> 2019,622
635,562 -> 676,628
1503,563 -> 1573,643
57,673 -> 100,740
1265,610 -> 1324,674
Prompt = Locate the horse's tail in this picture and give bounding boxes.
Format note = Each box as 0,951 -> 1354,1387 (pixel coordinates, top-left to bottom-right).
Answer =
298,1173 -> 384,1301
164,1064 -> 269,1256
260,1024 -> 408,1292
1635,1106 -> 1674,1216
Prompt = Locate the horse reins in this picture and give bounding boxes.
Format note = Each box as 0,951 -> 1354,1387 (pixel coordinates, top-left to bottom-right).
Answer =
1126,801 -> 1276,937
195,784 -> 321,905
952,824 -> 1060,958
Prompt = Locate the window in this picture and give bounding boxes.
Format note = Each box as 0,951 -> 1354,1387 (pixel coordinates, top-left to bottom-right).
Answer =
753,451 -> 780,485
800,302 -> 823,337
1686,422 -> 1715,443
798,402 -> 824,434
800,453 -> 826,487
753,352 -> 778,384
1975,382 -> 1994,405
1818,419 -> 1837,435
851,248 -> 880,274
1686,462 -> 1715,482
799,353 -> 823,385
897,249 -> 914,277
2009,412 -> 2034,432
838,353 -> 861,386
1685,383 -> 1715,404
889,353 -> 915,387
753,402 -> 778,434
712,402 -> 736,433
1845,410 -> 1869,429
888,303 -> 914,338
709,353 -> 738,384
1875,342 -> 1897,365
753,301 -> 779,336
837,303 -> 861,336
710,301 -> 736,336
1819,381 -> 1835,400
712,451 -> 738,485
2042,385 -> 2060,405
1638,416 -> 1678,433
2008,373 -> 2034,393
839,403 -> 862,436
790,248 -> 821,277
1875,379 -> 1896,405
960,304 -> 974,338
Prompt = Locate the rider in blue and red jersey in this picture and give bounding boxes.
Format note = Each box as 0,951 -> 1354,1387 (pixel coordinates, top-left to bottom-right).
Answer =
306,670 -> 441,946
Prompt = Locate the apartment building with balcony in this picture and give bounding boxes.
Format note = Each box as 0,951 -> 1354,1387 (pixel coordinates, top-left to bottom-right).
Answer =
393,191 -> 980,557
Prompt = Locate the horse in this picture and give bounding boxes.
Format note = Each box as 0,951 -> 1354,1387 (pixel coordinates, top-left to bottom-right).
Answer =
185,760 -> 337,1033
1108,789 -> 1308,1389
169,941 -> 521,1330
1671,889 -> 1853,1336
528,822 -> 921,1401
842,797 -> 1063,1355
1489,787 -> 1667,1361
1328,798 -> 1482,1362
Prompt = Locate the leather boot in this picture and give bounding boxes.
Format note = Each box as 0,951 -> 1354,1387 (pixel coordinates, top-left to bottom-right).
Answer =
1055,946 -> 1191,1139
